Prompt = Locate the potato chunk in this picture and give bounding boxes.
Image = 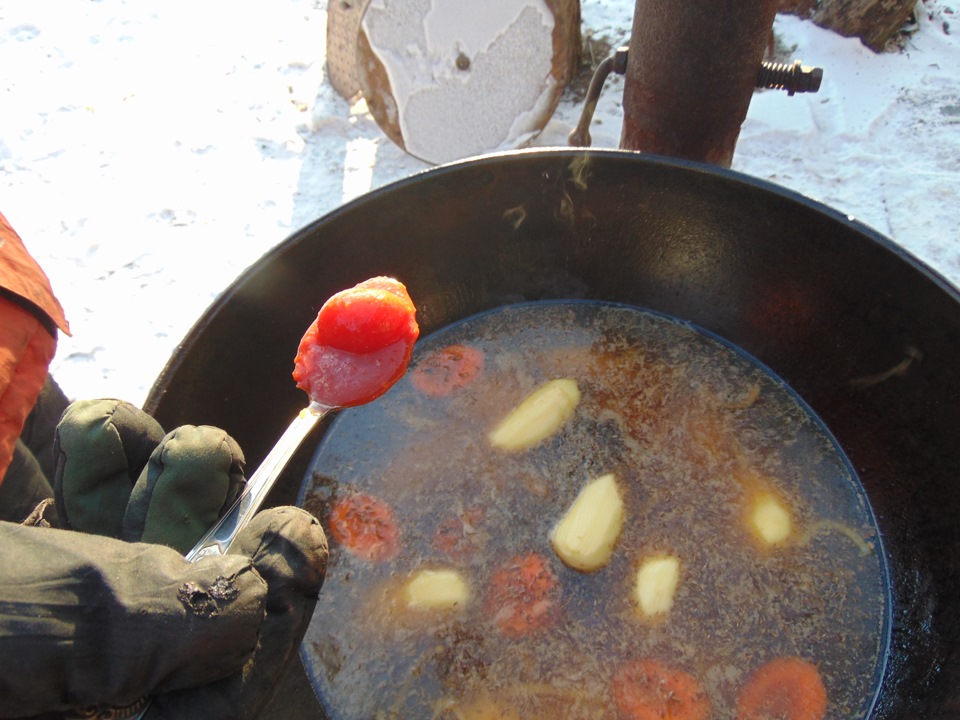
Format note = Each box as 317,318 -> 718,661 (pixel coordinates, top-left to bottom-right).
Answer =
634,555 -> 680,617
402,569 -> 470,610
735,464 -> 794,547
550,473 -> 624,571
749,492 -> 792,545
489,378 -> 580,452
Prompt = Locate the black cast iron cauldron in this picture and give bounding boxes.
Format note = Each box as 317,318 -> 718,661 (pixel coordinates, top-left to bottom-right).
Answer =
144,149 -> 960,718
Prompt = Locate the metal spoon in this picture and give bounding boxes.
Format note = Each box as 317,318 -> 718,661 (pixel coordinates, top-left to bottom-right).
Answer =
186,399 -> 335,561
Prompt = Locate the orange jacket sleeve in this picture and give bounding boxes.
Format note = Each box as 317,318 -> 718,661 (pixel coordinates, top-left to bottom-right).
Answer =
0,211 -> 71,484
0,212 -> 70,336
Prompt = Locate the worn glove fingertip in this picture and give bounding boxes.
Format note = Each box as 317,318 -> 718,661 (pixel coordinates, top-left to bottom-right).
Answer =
122,426 -> 246,553
53,399 -> 165,537
232,506 -> 329,601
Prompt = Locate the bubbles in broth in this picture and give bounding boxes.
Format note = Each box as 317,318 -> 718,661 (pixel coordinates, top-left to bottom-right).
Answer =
299,301 -> 890,720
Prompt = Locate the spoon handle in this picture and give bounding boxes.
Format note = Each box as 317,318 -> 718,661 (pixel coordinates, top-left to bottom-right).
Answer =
187,400 -> 333,562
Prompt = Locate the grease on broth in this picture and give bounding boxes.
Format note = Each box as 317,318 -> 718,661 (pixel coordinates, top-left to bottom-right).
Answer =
299,302 -> 889,720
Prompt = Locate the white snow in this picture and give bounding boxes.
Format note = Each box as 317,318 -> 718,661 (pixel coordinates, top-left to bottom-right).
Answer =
1,0 -> 958,407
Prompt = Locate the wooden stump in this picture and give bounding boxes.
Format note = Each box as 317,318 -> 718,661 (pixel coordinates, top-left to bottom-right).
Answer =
812,0 -> 917,51
356,0 -> 581,165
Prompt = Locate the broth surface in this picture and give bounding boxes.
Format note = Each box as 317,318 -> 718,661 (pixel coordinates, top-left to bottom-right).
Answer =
299,301 -> 889,720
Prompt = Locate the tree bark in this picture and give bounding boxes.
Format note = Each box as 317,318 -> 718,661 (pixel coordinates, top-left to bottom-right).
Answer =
778,0 -> 817,16
813,0 -> 917,51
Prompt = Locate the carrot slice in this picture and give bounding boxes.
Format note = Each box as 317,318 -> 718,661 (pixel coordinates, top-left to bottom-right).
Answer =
736,656 -> 827,720
328,492 -> 399,562
486,553 -> 559,638
410,344 -> 484,397
611,659 -> 710,720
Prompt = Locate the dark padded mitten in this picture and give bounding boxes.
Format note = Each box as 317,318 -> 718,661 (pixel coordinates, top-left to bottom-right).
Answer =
0,399 -> 329,719
0,510 -> 328,719
18,375 -> 70,481
0,375 -> 69,524
0,439 -> 53,524
53,399 -> 167,539
0,400 -> 327,719
54,400 -> 245,554
148,507 -> 328,719
0,521 -> 267,718
121,425 -> 246,553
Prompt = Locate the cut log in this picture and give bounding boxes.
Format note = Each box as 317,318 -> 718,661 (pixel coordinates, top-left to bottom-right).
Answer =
813,0 -> 917,51
356,0 -> 581,165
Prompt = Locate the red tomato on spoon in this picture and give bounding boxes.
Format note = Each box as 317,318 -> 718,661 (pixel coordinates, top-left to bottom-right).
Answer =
292,276 -> 419,407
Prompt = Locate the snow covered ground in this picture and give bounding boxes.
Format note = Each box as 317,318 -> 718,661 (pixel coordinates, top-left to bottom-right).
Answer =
1,0 -> 958,405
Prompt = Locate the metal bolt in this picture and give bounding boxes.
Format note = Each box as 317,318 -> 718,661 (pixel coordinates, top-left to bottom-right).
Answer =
568,49 -> 824,148
756,59 -> 823,96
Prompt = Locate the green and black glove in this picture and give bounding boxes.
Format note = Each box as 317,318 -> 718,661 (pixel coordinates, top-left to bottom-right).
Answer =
0,375 -> 70,524
0,399 -> 328,720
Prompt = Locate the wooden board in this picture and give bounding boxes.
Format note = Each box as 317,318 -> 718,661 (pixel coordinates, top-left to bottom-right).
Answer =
356,0 -> 581,164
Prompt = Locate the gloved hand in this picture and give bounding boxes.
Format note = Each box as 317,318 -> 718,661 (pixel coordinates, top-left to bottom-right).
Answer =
0,375 -> 71,525
0,400 -> 328,720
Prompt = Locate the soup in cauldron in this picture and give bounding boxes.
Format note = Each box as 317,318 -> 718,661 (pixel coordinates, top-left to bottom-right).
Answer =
298,301 -> 890,720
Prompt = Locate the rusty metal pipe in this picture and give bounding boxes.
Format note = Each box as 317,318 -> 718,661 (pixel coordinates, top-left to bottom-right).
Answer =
620,0 -> 780,167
